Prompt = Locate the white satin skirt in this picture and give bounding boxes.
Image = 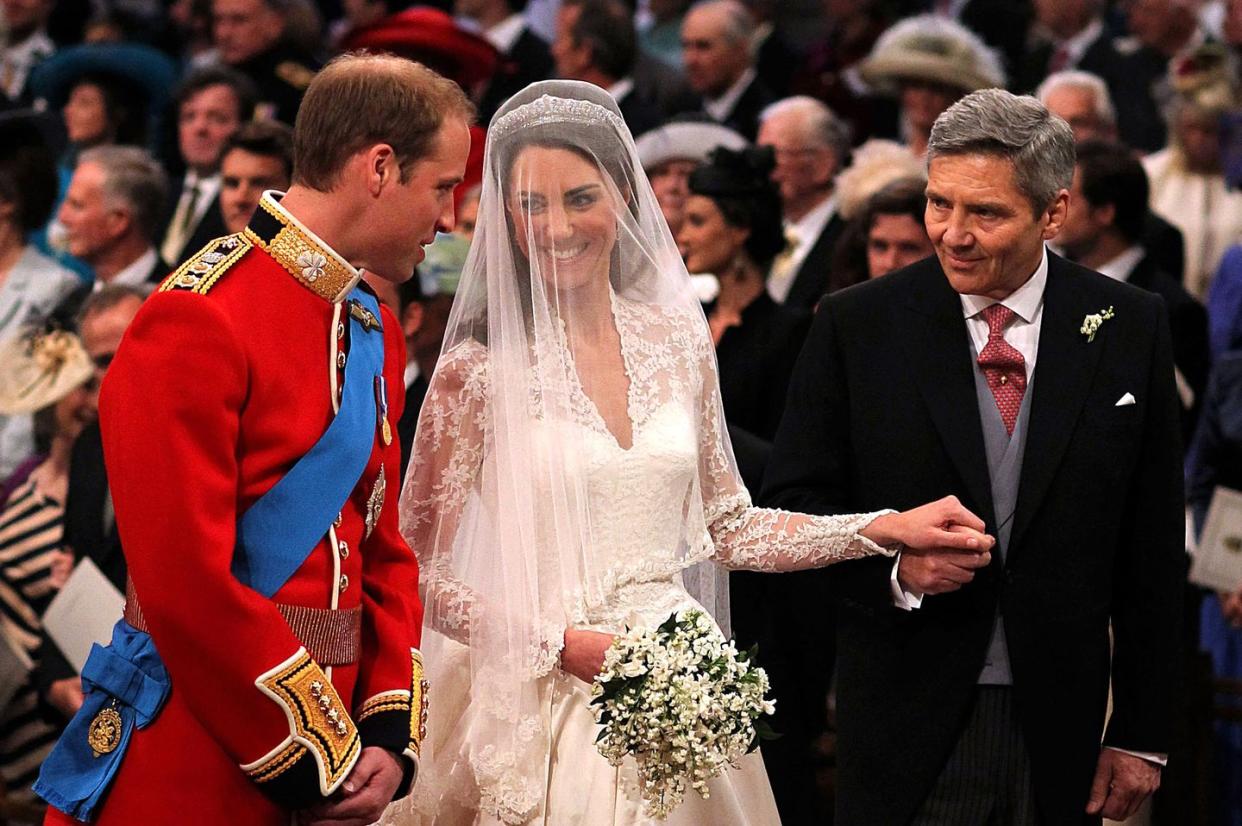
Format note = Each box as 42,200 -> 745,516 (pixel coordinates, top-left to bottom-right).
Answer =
381,580 -> 782,826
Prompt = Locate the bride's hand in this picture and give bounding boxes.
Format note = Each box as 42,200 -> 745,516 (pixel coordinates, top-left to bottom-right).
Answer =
862,495 -> 995,555
560,629 -> 616,683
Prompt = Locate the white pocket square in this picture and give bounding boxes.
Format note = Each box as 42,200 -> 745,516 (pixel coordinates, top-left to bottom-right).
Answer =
1115,392 -> 1136,407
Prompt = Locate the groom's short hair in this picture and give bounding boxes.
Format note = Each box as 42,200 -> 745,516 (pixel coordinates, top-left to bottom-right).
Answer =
292,52 -> 474,192
927,88 -> 1075,216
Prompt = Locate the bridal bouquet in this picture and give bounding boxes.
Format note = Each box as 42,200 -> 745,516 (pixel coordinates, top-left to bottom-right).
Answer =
589,610 -> 776,819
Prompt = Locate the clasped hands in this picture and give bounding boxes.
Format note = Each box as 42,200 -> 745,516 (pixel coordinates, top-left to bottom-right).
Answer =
297,746 -> 403,826
861,496 -> 995,596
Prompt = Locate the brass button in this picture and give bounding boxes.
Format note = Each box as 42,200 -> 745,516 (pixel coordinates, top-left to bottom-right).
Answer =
338,540 -> 349,560
337,351 -> 346,369
999,375 -> 1008,385
333,511 -> 342,527
339,574 -> 349,593
337,322 -> 346,339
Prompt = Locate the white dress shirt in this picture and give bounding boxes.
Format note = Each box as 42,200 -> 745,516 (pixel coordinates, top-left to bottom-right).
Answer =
890,248 -> 1049,610
1,30 -> 54,100
484,14 -> 528,54
1094,245 -> 1146,283
97,247 -> 159,291
767,195 -> 837,304
1052,18 -> 1104,69
703,68 -> 756,124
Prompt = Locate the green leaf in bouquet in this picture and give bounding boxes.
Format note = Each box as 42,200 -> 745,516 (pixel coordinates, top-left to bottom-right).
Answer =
657,612 -> 680,636
748,719 -> 782,753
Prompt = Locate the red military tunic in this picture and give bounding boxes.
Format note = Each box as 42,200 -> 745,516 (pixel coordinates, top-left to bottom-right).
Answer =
47,194 -> 425,824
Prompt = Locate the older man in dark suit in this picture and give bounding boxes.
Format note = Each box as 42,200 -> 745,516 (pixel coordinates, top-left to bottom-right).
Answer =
757,95 -> 851,310
765,89 -> 1184,825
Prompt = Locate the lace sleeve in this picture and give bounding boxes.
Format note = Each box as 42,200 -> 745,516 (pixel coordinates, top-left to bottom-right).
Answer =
398,343 -> 488,644
694,334 -> 898,572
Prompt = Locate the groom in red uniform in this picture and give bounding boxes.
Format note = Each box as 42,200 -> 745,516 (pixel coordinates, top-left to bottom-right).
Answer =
36,54 -> 473,825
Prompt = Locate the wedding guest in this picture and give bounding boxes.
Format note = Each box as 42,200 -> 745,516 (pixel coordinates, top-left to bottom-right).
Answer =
217,120 -> 293,235
680,0 -> 774,141
766,88 -> 1184,826
830,176 -> 932,292
756,96 -> 852,309
1143,44 -> 1242,301
454,184 -> 481,241
0,114 -> 81,480
34,286 -> 145,726
1187,347 -> 1242,826
0,329 -> 96,807
635,117 -> 747,237
1208,245 -> 1242,360
1035,70 -> 1118,143
59,72 -> 149,158
677,146 -> 806,449
211,0 -> 320,124
463,0 -> 555,122
394,240 -> 461,478
858,15 -> 1005,158
1037,69 -> 1187,282
1059,139 -> 1208,441
1017,0 -> 1165,152
0,0 -> 55,106
56,146 -> 169,296
158,67 -> 256,266
832,138 -> 924,223
552,0 -> 681,138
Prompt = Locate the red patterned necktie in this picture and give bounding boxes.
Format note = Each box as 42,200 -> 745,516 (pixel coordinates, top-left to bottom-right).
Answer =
977,304 -> 1026,435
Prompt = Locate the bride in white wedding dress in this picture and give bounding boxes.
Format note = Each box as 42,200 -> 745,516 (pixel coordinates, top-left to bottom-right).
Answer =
388,80 -> 991,826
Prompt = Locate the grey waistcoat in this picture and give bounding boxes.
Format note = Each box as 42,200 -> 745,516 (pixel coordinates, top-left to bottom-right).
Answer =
970,341 -> 1034,686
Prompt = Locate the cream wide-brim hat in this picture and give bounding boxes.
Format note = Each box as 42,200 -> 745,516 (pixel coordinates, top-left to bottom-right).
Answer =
859,15 -> 1006,97
0,331 -> 94,415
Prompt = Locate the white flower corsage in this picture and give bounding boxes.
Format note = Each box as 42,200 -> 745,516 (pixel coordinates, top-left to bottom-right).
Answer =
1080,306 -> 1115,342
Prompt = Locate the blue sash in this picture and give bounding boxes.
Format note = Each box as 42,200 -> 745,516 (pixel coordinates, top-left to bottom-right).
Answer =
35,287 -> 384,821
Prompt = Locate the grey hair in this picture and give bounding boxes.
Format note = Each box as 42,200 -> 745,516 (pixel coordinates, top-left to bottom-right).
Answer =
760,96 -> 852,165
1035,70 -> 1116,127
927,89 -> 1075,214
77,146 -> 169,244
689,0 -> 753,47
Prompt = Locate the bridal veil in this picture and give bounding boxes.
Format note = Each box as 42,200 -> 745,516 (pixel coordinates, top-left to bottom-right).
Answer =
395,80 -> 746,823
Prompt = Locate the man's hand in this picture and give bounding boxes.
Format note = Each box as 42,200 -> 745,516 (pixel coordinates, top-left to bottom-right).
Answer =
897,547 -> 992,595
1085,749 -> 1161,821
298,746 -> 403,826
47,677 -> 84,718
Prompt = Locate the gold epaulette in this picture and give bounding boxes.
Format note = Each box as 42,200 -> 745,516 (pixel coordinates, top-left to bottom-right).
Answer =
160,234 -> 252,295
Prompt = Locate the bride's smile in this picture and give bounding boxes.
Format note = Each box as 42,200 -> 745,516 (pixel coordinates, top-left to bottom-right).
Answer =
507,144 -> 619,292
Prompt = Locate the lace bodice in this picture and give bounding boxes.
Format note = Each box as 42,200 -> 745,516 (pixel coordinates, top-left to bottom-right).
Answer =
401,296 -> 894,652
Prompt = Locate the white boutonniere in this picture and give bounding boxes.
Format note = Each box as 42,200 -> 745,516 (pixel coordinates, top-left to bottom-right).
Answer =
1080,306 -> 1115,342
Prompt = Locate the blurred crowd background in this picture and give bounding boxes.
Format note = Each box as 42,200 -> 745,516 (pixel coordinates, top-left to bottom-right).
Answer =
0,0 -> 1240,823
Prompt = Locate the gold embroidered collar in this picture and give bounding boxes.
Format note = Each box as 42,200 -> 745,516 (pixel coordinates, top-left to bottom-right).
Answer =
243,192 -> 361,303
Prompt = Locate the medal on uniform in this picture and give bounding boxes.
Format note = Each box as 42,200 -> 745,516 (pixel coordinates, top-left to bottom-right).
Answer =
88,700 -> 123,758
375,376 -> 392,446
365,472 -> 385,540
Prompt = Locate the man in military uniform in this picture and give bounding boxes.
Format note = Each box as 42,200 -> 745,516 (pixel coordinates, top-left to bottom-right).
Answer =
213,0 -> 321,124
35,53 -> 473,825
